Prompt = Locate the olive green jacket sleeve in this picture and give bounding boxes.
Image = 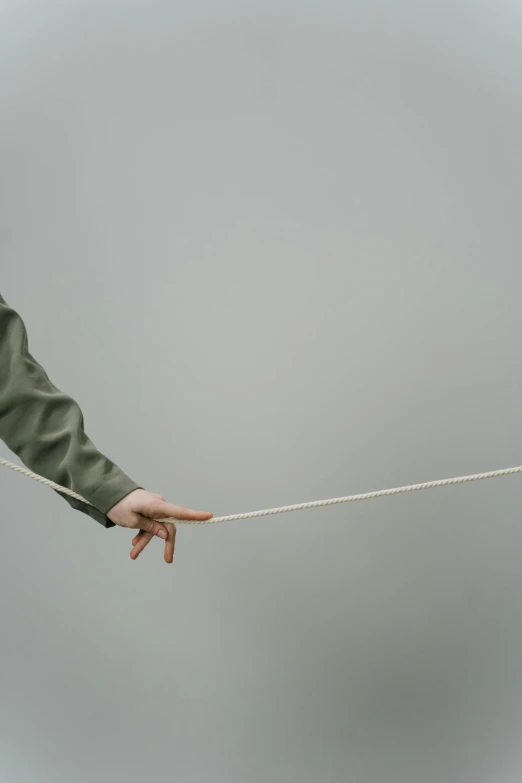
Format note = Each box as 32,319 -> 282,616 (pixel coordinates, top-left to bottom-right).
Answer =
0,292 -> 140,528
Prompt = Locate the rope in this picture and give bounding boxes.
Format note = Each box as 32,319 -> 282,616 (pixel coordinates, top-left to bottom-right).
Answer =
1,456 -> 521,525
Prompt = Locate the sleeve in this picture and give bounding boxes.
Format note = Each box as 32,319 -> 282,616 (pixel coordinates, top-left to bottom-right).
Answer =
0,292 -> 141,527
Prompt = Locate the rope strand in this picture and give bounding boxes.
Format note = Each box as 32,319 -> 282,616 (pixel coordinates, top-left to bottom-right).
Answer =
1,456 -> 521,525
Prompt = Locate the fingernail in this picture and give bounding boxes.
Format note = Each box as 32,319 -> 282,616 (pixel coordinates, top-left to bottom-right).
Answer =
158,530 -> 167,539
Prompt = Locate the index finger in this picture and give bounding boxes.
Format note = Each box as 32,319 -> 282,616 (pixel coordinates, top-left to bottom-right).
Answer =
154,501 -> 213,522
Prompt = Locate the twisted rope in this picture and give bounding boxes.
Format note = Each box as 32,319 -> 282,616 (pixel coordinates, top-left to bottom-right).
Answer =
1,456 -> 521,525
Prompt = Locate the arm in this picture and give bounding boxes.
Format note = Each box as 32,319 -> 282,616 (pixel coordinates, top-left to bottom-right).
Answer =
0,291 -> 213,562
0,292 -> 140,527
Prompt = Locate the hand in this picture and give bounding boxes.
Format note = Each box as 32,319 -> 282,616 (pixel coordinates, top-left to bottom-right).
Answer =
106,488 -> 213,563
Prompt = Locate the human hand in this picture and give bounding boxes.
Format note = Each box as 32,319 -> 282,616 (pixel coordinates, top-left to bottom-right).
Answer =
106,488 -> 213,563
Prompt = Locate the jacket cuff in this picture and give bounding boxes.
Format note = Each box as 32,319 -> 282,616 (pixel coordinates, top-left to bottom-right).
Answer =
58,494 -> 117,527
86,472 -> 142,516
54,474 -> 141,528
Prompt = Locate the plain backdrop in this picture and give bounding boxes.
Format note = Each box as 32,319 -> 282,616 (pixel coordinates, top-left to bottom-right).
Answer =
1,2 -> 522,782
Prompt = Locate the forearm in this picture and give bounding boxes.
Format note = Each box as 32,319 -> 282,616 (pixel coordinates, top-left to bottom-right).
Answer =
0,293 -> 140,527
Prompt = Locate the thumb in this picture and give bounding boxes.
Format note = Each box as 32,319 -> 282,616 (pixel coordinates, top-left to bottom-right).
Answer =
137,516 -> 169,540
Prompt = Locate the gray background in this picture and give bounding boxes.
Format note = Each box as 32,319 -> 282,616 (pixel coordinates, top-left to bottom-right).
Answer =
1,1 -> 522,781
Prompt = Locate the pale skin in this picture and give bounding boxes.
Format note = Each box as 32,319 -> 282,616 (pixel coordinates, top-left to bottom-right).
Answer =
106,488 -> 213,563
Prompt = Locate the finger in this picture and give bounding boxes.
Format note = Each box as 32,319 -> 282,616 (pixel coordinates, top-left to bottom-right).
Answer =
137,515 -> 170,540
151,500 -> 213,522
131,529 -> 148,547
130,531 -> 154,560
164,522 -> 176,564
131,529 -> 153,546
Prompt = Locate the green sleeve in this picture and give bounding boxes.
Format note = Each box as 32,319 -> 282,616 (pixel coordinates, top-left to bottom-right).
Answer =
0,292 -> 140,527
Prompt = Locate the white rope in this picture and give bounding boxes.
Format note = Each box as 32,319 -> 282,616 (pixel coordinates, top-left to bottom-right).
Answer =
1,456 -> 521,525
